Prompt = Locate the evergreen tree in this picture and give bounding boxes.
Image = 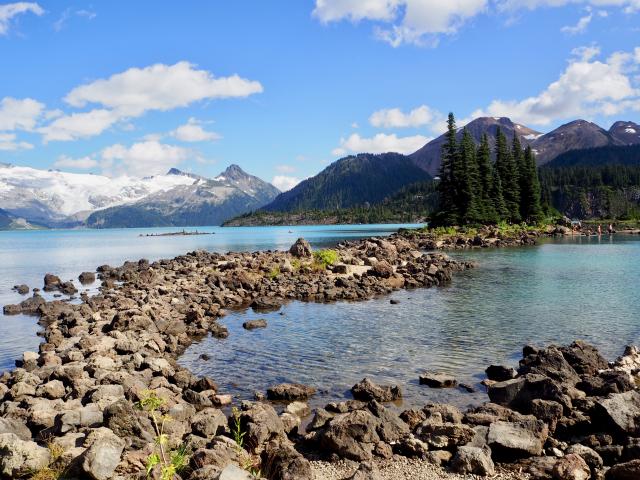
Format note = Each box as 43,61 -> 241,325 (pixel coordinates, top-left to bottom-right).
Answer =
476,134 -> 496,222
495,128 -> 521,222
519,145 -> 543,222
458,128 -> 482,223
490,163 -> 508,220
436,113 -> 460,225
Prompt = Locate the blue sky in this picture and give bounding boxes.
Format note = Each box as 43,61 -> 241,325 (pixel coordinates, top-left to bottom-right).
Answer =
0,1 -> 639,190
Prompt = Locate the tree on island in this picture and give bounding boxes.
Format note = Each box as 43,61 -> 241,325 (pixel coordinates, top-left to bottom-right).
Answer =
433,112 -> 544,226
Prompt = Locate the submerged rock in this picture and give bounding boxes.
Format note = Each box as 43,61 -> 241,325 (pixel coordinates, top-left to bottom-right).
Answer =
266,383 -> 317,401
351,378 -> 402,403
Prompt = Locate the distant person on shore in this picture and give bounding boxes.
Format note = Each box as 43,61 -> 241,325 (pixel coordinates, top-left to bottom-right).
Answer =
608,224 -> 614,234
598,224 -> 602,235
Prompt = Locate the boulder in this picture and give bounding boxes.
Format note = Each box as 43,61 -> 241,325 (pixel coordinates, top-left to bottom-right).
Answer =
451,446 -> 495,476
237,402 -> 285,450
250,297 -> 282,312
552,453 -> 590,480
0,433 -> 51,477
191,408 -> 227,437
415,420 -> 475,449
606,459 -> 640,479
43,273 -> 62,291
261,440 -> 313,480
216,464 -> 253,480
79,271 -> 96,284
519,346 -> 580,386
243,319 -> 267,330
13,284 -> 29,295
487,419 -> 549,458
597,391 -> 640,435
486,365 -> 517,382
0,418 -> 32,441
560,340 -> 609,375
267,383 -> 316,401
419,372 -> 457,388
351,378 -> 402,403
320,409 -> 380,461
289,238 -> 312,258
488,374 -> 565,410
81,428 -> 126,480
370,261 -> 394,278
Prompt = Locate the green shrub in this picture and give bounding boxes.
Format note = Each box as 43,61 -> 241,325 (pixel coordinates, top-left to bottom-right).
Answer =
313,249 -> 339,268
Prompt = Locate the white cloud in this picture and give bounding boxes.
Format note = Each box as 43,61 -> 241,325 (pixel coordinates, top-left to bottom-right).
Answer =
101,140 -> 192,177
53,155 -> 98,170
272,175 -> 301,191
64,61 -> 263,117
0,97 -> 45,131
572,44 -> 601,61
332,132 -> 430,156
369,104 -> 442,128
275,164 -> 296,173
470,47 -> 640,126
39,109 -> 119,142
0,2 -> 43,35
314,0 -> 488,46
170,117 -> 221,142
561,12 -> 592,34
0,132 -> 33,150
314,0 -> 640,46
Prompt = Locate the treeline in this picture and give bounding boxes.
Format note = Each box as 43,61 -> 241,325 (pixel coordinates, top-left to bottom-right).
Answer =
539,164 -> 640,220
547,144 -> 640,168
434,113 -> 542,226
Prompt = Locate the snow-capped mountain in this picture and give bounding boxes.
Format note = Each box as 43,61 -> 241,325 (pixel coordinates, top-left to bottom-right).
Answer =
0,164 -> 279,228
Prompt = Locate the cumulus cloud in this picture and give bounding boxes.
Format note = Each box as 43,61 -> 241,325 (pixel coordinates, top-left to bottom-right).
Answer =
0,2 -> 43,35
101,140 -> 192,177
470,46 -> 640,126
0,132 -> 33,150
37,62 -> 262,142
369,105 -> 442,129
332,132 -> 430,156
313,0 -> 639,46
64,61 -> 263,116
53,155 -> 98,170
170,117 -> 221,142
39,109 -> 119,142
271,175 -> 301,191
0,97 -> 45,131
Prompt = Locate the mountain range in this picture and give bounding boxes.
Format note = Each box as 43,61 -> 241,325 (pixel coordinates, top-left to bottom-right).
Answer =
0,164 -> 279,229
410,117 -> 640,176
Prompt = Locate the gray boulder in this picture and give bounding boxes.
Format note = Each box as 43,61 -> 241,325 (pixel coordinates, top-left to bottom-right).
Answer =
81,428 -> 126,480
289,238 -> 312,258
487,419 -> 549,458
0,433 -> 51,477
597,391 -> 640,435
451,445 -> 495,476
320,409 -> 380,461
351,378 -> 401,402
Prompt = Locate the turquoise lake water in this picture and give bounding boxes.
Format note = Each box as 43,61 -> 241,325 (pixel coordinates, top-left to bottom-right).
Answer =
1,226 -> 639,409
0,224 -> 418,370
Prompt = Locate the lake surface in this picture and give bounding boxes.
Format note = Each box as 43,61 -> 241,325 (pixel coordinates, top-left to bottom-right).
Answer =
0,224 -> 419,371
180,234 -> 640,410
1,227 -> 639,411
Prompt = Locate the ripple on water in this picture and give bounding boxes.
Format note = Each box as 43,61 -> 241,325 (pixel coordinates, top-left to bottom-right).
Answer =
180,235 -> 640,410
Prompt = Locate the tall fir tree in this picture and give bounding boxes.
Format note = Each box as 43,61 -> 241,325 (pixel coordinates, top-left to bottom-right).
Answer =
495,128 -> 521,222
476,134 -> 496,222
436,113 -> 460,225
519,145 -> 543,222
490,162 -> 508,220
458,128 -> 482,223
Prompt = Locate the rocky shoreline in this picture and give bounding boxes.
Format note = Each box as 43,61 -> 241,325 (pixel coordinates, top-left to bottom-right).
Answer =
1,227 -> 638,479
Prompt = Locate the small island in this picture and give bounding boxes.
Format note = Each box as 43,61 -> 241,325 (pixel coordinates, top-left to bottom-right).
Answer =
139,230 -> 215,237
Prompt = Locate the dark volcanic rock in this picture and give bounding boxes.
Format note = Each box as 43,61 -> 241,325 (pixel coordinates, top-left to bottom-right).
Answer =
243,319 -> 267,330
78,271 -> 96,284
351,378 -> 402,403
12,284 -> 29,295
486,365 -> 517,382
419,372 -> 457,388
289,238 -> 312,258
266,383 -> 316,401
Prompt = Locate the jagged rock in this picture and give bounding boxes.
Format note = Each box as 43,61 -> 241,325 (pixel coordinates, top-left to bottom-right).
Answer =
320,409 -> 380,461
307,408 -> 334,431
597,391 -> 640,435
606,459 -> 640,479
216,464 -> 253,480
237,402 -> 285,450
289,238 -> 312,258
486,365 -> 517,381
560,340 -> 609,375
367,400 -> 409,443
370,261 -> 394,278
451,445 -> 495,476
267,383 -> 316,401
104,399 -> 154,449
415,419 -> 475,449
13,284 -> 29,295
519,346 -> 581,386
552,453 -> 591,480
423,403 -> 463,424
395,435 -> 430,459
488,374 -> 565,410
351,378 -> 401,403
419,372 -> 457,388
191,408 -> 228,437
261,440 -> 313,480
250,296 -> 282,311
81,428 -> 126,480
0,418 -> 32,441
0,433 -> 51,477
487,419 -> 549,458
43,273 -> 62,291
567,444 -> 603,470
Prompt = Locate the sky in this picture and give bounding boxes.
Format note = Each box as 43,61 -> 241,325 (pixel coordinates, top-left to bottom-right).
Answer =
0,1 -> 639,191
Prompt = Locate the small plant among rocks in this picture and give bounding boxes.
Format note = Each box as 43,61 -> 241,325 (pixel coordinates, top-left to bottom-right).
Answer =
231,406 -> 263,478
29,440 -> 68,480
312,249 -> 339,269
136,390 -> 189,480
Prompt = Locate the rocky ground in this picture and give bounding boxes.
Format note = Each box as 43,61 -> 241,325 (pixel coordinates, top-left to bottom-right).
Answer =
1,226 -> 638,480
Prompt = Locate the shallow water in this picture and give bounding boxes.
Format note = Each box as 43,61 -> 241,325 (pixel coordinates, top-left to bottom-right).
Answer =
180,234 -> 640,410
0,224 -> 418,371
